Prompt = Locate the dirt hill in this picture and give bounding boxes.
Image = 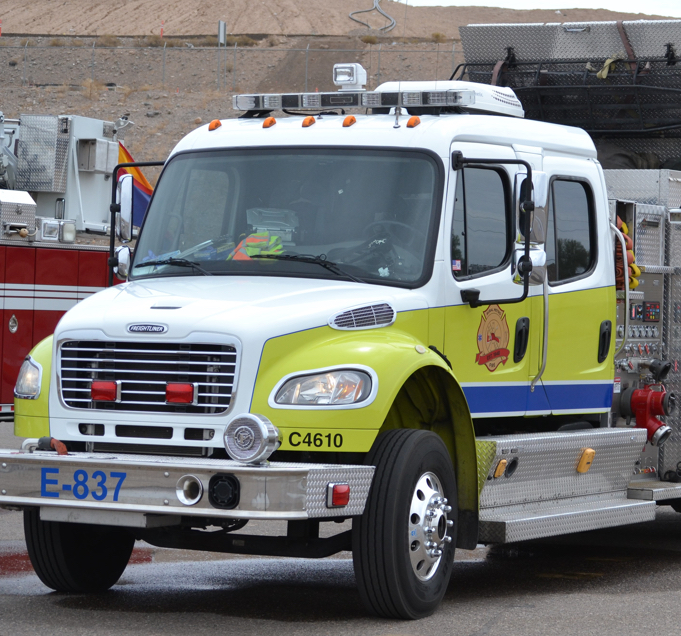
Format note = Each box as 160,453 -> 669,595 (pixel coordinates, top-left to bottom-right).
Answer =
0,0 -> 674,39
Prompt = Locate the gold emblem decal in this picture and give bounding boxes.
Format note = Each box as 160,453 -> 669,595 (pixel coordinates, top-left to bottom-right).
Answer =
475,304 -> 510,372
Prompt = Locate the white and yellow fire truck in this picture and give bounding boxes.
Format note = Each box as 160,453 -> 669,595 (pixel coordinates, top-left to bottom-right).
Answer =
2,19 -> 681,620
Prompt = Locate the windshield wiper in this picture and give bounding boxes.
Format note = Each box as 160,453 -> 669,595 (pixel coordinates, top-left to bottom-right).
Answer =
134,257 -> 214,276
252,254 -> 366,284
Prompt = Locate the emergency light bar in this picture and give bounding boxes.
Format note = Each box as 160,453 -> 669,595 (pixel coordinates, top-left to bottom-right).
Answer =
233,89 -> 476,112
233,67 -> 524,117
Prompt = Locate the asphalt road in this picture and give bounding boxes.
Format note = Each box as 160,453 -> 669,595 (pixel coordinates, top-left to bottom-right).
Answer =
4,421 -> 681,636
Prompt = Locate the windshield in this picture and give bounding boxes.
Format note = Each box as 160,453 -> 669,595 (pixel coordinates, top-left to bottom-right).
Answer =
132,147 -> 443,287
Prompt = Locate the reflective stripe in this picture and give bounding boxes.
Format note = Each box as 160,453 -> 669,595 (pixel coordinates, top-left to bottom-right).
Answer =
0,284 -> 104,310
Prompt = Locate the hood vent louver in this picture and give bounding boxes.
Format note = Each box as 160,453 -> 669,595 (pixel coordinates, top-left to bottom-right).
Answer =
330,303 -> 396,330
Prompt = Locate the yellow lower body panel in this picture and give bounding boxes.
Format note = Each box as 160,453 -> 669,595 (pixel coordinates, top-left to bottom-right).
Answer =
14,415 -> 49,439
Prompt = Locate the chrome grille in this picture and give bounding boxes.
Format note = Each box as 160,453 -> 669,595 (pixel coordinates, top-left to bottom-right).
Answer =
331,303 -> 395,330
60,341 -> 237,414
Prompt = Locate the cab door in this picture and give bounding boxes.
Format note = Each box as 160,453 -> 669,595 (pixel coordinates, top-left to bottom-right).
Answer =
443,142 -> 549,420
538,158 -> 614,416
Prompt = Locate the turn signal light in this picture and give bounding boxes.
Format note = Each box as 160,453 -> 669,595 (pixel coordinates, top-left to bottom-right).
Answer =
407,116 -> 421,128
91,381 -> 119,402
302,116 -> 316,128
208,119 -> 222,131
166,383 -> 196,404
263,117 -> 276,128
327,483 -> 350,507
343,115 -> 356,127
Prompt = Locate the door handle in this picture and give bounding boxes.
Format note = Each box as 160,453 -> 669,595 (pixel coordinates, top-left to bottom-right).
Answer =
514,317 -> 530,363
598,320 -> 612,363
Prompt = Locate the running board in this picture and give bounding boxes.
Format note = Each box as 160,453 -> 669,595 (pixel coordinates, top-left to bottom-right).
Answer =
479,495 -> 655,543
628,480 -> 681,501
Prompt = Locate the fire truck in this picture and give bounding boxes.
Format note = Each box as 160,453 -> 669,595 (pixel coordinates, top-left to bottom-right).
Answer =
0,111 -> 136,415
2,19 -> 681,620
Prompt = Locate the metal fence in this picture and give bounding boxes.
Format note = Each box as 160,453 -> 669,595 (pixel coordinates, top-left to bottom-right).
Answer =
0,43 -> 461,94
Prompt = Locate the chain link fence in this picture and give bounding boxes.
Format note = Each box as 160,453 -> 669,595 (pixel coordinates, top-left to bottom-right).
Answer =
0,42 -> 462,95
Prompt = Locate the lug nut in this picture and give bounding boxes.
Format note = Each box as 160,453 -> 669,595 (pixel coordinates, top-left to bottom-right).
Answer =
440,504 -> 452,513
425,526 -> 435,534
425,541 -> 437,549
442,535 -> 453,544
446,519 -> 454,527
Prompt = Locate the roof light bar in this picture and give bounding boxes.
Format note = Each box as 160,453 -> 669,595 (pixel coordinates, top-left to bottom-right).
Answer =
232,89 -> 476,112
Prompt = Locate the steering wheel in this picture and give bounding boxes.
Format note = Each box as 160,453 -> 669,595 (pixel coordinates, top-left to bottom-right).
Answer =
362,221 -> 427,249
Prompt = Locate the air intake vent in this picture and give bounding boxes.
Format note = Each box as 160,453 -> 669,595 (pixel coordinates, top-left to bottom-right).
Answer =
330,303 -> 396,330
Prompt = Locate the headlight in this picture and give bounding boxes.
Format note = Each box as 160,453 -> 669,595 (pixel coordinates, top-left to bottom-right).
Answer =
224,414 -> 281,463
275,370 -> 371,406
14,356 -> 43,400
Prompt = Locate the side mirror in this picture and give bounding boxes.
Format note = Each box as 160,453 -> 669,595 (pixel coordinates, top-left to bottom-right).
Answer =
513,247 -> 546,286
516,171 -> 549,244
114,245 -> 131,280
116,174 -> 133,243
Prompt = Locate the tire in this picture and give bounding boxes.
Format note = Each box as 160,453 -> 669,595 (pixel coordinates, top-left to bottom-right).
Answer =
352,429 -> 457,619
24,508 -> 135,592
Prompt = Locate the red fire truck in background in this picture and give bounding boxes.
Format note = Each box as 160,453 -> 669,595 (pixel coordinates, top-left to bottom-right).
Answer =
0,111 -> 146,414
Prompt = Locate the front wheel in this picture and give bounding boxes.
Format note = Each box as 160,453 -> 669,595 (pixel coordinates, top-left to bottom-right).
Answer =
352,429 -> 457,619
24,508 -> 135,592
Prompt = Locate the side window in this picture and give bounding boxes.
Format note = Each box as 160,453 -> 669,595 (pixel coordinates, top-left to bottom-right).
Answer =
451,167 -> 510,278
545,179 -> 594,283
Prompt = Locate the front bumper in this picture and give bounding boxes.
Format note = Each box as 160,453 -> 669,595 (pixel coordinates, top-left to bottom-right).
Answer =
0,447 -> 374,522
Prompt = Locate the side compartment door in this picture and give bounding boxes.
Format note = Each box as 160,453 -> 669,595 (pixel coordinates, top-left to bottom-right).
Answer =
2,246 -> 36,404
443,143 -> 548,419
539,159 -> 614,415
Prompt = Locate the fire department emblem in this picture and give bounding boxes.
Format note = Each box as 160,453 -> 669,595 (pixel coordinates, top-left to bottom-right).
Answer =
475,304 -> 510,372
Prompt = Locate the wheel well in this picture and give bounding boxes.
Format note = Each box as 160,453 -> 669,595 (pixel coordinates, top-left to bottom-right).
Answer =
380,365 -> 478,549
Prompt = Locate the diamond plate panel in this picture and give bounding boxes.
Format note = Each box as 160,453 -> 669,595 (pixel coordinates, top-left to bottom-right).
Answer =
0,201 -> 35,232
16,114 -> 70,193
605,170 -> 664,205
628,479 -> 681,501
305,466 -> 374,518
610,139 -> 681,166
634,204 -> 666,267
478,429 -> 646,509
660,213 -> 681,476
478,493 -> 655,543
476,439 -> 498,497
461,21 -> 681,64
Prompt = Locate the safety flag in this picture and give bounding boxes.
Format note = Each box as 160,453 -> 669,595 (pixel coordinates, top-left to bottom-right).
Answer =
118,142 -> 154,227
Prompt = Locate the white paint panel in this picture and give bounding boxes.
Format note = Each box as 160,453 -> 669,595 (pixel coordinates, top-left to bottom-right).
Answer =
34,298 -> 78,311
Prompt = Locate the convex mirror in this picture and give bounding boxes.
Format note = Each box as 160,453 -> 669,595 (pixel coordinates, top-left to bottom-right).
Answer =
116,174 -> 133,243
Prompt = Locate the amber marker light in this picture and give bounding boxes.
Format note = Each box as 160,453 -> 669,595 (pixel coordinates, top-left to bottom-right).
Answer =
263,117 -> 276,128
343,115 -> 356,127
577,448 -> 596,473
407,116 -> 421,128
493,459 -> 507,478
302,116 -> 316,127
208,119 -> 222,131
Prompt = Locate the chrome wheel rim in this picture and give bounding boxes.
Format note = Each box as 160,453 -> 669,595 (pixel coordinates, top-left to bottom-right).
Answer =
408,471 -> 453,582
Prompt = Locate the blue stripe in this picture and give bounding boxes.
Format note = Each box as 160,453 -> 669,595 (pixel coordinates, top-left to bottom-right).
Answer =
543,382 -> 613,411
463,381 -> 612,415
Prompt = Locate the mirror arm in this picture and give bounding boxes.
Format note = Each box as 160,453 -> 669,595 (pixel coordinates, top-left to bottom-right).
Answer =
108,161 -> 164,287
452,154 -> 534,307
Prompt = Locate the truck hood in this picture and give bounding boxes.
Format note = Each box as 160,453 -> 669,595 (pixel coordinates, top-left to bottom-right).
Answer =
56,275 -> 429,342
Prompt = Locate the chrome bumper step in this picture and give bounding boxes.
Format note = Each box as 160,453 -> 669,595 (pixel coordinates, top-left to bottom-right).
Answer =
628,480 -> 681,501
479,494 -> 655,543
